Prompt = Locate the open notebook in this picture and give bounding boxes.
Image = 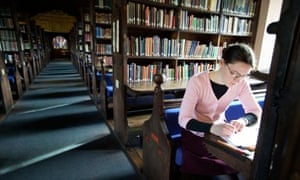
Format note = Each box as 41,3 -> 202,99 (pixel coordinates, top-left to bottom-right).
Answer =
221,125 -> 260,151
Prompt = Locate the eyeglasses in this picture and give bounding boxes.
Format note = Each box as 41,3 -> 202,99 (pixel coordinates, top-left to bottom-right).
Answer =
225,64 -> 249,79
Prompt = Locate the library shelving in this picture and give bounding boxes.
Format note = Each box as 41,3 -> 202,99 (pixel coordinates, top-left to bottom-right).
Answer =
91,0 -> 113,108
93,0 -> 113,73
82,5 -> 93,92
29,22 -> 42,76
76,22 -> 85,77
70,22 -> 84,78
36,26 -> 46,70
36,26 -> 47,68
76,0 -> 113,103
112,0 -> 261,143
0,1 -> 26,99
18,14 -> 35,85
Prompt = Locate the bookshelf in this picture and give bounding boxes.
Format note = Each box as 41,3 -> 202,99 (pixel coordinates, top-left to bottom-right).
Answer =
35,26 -> 45,71
0,1 -> 25,99
93,0 -> 113,73
36,26 -> 47,68
18,14 -> 34,85
72,3 -> 93,92
82,6 -> 93,92
91,0 -> 113,104
76,0 -> 113,100
112,0 -> 261,143
78,22 -> 84,73
74,22 -> 84,77
29,21 -> 41,76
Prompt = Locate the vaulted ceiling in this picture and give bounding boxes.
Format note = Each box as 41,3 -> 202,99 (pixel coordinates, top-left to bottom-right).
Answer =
15,0 -> 84,18
31,10 -> 77,33
14,0 -> 85,33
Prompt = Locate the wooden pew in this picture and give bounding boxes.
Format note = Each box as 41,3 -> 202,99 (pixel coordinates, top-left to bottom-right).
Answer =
0,56 -> 14,118
97,59 -> 113,119
143,74 -> 179,180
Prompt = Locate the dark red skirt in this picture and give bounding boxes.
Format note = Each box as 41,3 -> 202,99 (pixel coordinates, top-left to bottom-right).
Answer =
180,128 -> 238,176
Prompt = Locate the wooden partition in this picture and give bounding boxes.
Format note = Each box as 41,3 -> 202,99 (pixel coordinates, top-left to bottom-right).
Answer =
0,56 -> 14,115
98,59 -> 109,118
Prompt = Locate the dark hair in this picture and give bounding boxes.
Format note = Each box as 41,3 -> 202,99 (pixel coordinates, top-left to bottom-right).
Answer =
222,43 -> 255,67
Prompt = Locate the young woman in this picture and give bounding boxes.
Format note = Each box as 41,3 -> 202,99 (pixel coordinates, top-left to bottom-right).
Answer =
178,43 -> 262,179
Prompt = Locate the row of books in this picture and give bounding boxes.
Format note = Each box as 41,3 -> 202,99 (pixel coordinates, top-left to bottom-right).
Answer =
84,24 -> 90,32
125,35 -> 223,59
181,0 -> 221,12
127,61 -> 216,82
78,29 -> 83,36
95,27 -> 111,39
222,0 -> 256,16
127,2 -> 176,29
179,11 -> 219,32
85,33 -> 92,42
0,41 -> 18,52
179,39 -> 222,58
95,56 -> 113,67
20,42 -> 31,51
147,0 -> 178,6
0,18 -> 14,29
84,13 -> 90,22
126,1 -> 253,33
148,0 -> 254,15
0,30 -> 16,40
125,35 -> 178,57
95,43 -> 112,55
220,15 -> 252,35
84,43 -> 91,52
95,13 -> 111,24
95,0 -> 112,9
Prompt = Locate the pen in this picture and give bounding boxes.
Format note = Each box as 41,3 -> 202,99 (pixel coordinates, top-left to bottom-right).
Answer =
224,119 -> 230,123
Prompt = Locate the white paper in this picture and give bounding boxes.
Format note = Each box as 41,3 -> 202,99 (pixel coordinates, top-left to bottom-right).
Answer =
222,126 -> 259,147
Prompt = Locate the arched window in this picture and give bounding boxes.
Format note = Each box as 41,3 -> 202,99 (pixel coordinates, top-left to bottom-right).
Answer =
52,36 -> 68,49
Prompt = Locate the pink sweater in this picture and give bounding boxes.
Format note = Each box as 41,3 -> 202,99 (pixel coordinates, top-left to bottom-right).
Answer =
178,71 -> 262,137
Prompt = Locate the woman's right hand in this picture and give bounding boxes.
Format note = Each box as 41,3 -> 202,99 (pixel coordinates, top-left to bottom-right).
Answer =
210,123 -> 235,137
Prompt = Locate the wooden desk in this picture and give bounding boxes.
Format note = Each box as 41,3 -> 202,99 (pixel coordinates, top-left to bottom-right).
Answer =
126,77 -> 264,93
126,79 -> 188,94
204,131 -> 257,179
